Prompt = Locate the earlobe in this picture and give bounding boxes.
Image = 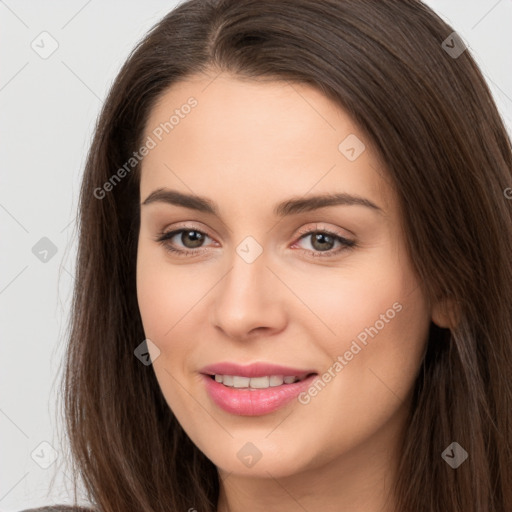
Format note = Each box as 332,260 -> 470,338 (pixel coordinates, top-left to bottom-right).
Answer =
431,296 -> 459,329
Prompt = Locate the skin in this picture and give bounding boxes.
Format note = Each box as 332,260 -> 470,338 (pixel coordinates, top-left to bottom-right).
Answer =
136,72 -> 451,512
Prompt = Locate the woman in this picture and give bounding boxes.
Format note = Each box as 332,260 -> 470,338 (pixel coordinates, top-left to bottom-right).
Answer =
22,0 -> 512,510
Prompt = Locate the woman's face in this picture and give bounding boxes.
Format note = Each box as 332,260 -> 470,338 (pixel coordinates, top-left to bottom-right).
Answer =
136,72 -> 433,479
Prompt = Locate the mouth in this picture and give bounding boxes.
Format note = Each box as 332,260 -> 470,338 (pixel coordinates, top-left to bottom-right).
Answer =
201,372 -> 319,416
204,372 -> 317,389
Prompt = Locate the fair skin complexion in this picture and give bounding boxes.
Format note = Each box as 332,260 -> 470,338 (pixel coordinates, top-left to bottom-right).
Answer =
136,72 -> 451,512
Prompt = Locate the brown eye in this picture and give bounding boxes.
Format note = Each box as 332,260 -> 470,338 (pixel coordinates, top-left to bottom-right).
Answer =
293,228 -> 356,259
178,230 -> 206,249
155,228 -> 214,257
309,232 -> 336,252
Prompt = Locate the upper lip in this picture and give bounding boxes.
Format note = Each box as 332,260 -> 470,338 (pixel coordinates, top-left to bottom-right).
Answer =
200,362 -> 317,379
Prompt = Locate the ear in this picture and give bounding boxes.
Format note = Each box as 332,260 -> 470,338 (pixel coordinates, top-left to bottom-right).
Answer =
431,296 -> 459,329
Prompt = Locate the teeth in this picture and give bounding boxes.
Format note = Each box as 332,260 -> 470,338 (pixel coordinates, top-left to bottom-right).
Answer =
213,374 -> 301,388
270,375 -> 285,386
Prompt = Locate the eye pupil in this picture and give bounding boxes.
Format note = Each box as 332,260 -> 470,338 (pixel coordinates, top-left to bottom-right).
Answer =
182,230 -> 204,248
311,233 -> 334,251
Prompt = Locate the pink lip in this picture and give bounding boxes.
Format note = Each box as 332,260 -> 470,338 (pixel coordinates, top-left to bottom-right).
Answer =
201,373 -> 319,416
200,361 -> 316,379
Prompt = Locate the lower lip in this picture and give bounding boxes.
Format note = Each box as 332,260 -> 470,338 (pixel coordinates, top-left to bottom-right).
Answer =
201,373 -> 318,416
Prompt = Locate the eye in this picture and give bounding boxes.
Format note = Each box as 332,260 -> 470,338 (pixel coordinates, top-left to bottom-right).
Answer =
155,227 -> 214,257
292,225 -> 356,258
154,224 -> 357,259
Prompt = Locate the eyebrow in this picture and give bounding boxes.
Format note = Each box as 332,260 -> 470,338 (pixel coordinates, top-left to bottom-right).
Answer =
141,188 -> 383,216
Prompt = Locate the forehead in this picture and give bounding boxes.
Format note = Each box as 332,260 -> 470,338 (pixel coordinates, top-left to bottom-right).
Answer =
140,73 -> 394,216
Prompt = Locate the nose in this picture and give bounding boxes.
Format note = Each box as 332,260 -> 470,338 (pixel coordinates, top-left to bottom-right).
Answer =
210,246 -> 287,341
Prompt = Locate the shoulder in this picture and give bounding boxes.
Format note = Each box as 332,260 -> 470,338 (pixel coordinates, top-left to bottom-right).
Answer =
19,507 -> 97,512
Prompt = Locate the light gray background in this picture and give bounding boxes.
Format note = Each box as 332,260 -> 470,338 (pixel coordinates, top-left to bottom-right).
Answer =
1,0 -> 511,509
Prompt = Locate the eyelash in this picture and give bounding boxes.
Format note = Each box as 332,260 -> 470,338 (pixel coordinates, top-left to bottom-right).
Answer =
154,224 -> 356,259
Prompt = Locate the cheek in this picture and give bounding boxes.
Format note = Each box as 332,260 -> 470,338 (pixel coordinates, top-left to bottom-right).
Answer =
290,264 -> 430,461
136,236 -> 193,331
136,240 -> 184,347
136,240 -> 212,371
289,248 -> 426,349
136,243 -> 197,409
314,261 -> 430,417
301,243 -> 430,396
137,245 -> 166,337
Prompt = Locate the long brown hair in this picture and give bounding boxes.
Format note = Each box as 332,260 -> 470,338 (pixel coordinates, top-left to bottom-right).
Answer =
58,0 -> 512,510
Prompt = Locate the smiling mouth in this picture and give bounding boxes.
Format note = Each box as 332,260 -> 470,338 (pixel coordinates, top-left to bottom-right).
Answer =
201,372 -> 320,416
206,372 -> 317,389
